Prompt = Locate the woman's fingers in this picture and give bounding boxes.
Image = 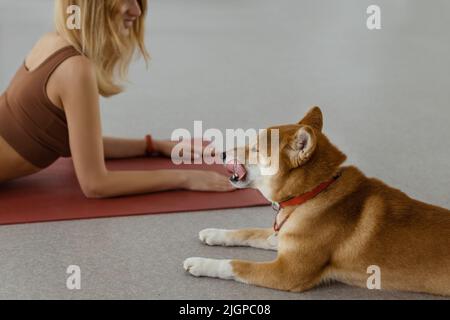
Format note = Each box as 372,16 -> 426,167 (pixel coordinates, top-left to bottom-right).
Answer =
184,171 -> 236,192
212,172 -> 236,192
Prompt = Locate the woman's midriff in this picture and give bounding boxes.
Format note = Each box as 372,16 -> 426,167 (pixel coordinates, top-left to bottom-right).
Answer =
0,135 -> 40,182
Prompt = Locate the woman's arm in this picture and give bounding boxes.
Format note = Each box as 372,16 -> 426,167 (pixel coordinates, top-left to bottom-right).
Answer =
103,136 -> 146,159
102,136 -> 195,159
56,56 -> 234,198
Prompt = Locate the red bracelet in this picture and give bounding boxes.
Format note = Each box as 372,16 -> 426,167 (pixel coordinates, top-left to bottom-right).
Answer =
145,134 -> 155,156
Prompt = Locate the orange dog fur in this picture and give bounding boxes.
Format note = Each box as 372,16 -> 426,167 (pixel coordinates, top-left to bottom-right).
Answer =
184,107 -> 450,296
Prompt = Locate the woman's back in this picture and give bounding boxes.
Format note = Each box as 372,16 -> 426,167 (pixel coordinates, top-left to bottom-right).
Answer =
0,33 -> 75,182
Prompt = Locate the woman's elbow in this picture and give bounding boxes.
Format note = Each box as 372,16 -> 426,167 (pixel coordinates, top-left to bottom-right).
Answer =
82,187 -> 106,199
80,178 -> 109,199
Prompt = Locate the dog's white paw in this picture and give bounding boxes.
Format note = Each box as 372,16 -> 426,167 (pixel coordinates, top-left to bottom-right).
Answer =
199,228 -> 229,246
183,257 -> 206,277
183,257 -> 234,279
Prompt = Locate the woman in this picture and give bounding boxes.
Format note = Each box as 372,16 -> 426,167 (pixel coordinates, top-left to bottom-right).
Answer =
0,0 -> 234,198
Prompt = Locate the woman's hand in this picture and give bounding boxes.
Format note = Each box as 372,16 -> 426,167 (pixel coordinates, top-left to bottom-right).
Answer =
181,170 -> 236,192
152,140 -> 234,192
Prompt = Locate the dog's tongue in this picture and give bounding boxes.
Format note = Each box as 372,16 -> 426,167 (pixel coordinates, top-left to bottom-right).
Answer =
225,160 -> 246,181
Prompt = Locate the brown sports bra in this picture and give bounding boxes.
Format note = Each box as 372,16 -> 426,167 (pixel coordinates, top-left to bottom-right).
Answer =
0,46 -> 81,168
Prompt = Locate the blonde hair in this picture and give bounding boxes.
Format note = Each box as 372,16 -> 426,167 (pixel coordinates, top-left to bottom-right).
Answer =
54,0 -> 150,97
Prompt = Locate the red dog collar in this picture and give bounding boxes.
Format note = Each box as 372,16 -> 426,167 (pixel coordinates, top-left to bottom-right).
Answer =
272,175 -> 339,232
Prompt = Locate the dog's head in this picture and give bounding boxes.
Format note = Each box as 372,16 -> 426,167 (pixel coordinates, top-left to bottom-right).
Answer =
223,107 -> 347,202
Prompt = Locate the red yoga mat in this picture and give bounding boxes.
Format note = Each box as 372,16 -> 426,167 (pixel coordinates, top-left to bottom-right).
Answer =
0,157 -> 269,226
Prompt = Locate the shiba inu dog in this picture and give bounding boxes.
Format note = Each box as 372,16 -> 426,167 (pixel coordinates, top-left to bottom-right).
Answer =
183,107 -> 450,296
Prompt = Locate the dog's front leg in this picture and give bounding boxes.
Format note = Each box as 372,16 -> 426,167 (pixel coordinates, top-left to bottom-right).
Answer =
183,257 -> 319,292
183,258 -> 235,280
199,228 -> 277,250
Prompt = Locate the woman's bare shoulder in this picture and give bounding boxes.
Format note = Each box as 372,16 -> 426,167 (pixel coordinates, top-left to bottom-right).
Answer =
57,54 -> 95,82
34,32 -> 71,51
53,54 -> 98,102
26,32 -> 74,68
34,33 -> 99,103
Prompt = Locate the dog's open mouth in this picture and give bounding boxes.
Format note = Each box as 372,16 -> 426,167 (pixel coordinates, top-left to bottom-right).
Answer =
225,160 -> 247,182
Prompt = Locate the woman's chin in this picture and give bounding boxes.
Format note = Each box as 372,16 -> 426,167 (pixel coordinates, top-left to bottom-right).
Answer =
119,24 -> 132,36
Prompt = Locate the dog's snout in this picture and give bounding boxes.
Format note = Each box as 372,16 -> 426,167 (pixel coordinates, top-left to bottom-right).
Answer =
229,175 -> 239,183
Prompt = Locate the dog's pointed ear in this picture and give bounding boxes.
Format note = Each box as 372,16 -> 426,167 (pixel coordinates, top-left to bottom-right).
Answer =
289,126 -> 317,166
298,106 -> 323,132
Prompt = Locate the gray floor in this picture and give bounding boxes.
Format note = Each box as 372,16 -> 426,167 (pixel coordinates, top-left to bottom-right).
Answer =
0,0 -> 449,299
